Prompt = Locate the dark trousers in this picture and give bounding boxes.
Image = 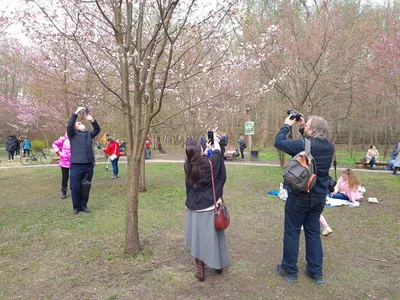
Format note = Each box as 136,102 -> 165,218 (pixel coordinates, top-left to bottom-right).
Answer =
70,163 -> 94,210
282,192 -> 325,277
23,149 -> 30,156
111,157 -> 119,176
7,151 -> 14,160
61,167 -> 70,190
240,148 -> 244,159
15,147 -> 20,156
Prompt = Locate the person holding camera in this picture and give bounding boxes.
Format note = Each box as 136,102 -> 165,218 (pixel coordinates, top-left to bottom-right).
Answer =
274,113 -> 334,285
103,137 -> 120,179
67,107 -> 100,214
183,134 -> 229,282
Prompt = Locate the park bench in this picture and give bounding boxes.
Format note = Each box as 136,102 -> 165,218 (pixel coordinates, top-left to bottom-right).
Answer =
355,160 -> 388,169
224,147 -> 239,161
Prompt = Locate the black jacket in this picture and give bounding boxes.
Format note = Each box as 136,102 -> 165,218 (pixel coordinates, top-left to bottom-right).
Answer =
185,150 -> 227,210
274,124 -> 334,197
5,136 -> 17,152
67,113 -> 100,164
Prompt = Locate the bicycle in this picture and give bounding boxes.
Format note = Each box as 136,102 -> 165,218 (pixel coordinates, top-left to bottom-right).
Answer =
20,149 -> 54,165
94,147 -> 101,160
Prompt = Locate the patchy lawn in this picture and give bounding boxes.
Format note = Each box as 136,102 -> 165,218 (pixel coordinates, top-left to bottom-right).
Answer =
0,160 -> 399,299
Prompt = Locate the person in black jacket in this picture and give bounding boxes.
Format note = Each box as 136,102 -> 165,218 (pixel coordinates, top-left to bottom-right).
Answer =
274,114 -> 334,285
183,135 -> 229,282
67,107 -> 100,214
5,135 -> 18,161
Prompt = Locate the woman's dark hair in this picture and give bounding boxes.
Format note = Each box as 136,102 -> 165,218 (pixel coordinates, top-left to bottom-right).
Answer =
185,140 -> 205,188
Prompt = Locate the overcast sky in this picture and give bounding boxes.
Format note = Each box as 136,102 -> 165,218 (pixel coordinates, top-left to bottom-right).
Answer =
1,0 -> 389,44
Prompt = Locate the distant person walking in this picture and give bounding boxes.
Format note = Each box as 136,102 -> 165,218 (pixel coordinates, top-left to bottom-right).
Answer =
103,137 -> 120,179
145,136 -> 151,159
22,137 -> 31,156
67,107 -> 100,214
52,133 -> 71,199
238,136 -> 246,161
392,141 -> 400,176
14,136 -> 21,157
5,135 -> 18,161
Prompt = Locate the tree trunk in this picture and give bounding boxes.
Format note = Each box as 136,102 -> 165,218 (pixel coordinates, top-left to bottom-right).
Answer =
156,135 -> 166,153
139,154 -> 146,192
124,157 -> 141,254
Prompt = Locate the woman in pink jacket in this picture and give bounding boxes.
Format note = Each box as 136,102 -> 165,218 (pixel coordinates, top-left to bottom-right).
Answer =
331,169 -> 361,202
52,133 -> 71,199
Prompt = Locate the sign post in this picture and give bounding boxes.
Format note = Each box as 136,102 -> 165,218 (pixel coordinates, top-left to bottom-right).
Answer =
245,121 -> 254,152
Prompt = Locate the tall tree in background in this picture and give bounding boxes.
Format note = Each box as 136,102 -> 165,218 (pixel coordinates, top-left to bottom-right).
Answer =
24,0 -> 238,254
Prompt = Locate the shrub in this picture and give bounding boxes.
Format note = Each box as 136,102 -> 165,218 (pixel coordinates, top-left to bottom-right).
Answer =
31,140 -> 46,152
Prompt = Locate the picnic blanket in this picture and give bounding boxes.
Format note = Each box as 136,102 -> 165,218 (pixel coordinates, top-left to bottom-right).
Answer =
273,183 -> 367,207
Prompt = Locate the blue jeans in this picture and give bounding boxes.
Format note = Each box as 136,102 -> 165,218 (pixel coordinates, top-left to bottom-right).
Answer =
145,148 -> 151,159
111,157 -> 119,176
369,157 -> 376,168
70,163 -> 94,210
331,192 -> 349,200
386,160 -> 395,171
282,192 -> 325,277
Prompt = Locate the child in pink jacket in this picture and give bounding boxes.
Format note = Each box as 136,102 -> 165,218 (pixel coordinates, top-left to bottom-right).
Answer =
52,133 -> 71,199
331,169 -> 361,202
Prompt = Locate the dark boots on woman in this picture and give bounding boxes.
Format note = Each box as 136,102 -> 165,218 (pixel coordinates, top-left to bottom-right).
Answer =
393,167 -> 399,176
61,188 -> 67,199
195,258 -> 205,282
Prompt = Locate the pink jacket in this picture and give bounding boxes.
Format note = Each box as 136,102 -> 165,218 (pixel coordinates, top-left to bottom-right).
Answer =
52,133 -> 71,168
336,176 -> 360,202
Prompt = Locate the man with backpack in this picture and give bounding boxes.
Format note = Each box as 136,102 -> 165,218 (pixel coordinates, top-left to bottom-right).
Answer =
274,114 -> 334,285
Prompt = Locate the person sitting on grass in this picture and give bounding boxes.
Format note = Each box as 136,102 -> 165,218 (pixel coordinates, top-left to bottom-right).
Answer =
330,169 -> 361,202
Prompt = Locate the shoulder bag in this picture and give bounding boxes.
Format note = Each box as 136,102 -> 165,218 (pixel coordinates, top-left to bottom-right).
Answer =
109,143 -> 118,161
209,160 -> 230,230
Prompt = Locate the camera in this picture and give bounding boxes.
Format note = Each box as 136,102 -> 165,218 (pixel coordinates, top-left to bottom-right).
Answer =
287,109 -> 303,121
328,177 -> 337,193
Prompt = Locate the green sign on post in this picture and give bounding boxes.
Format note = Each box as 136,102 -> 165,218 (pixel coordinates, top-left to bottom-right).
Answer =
245,121 -> 254,135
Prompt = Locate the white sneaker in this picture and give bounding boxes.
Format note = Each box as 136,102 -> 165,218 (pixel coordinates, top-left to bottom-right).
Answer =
322,226 -> 333,236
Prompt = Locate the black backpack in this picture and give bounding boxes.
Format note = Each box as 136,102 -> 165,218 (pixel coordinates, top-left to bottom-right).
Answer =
283,138 -> 317,192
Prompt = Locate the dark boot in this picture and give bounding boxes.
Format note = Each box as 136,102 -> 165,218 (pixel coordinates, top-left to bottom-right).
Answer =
393,167 -> 399,175
195,258 -> 205,282
61,188 -> 67,199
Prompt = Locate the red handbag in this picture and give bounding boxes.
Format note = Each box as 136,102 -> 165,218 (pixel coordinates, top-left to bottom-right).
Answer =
209,160 -> 230,230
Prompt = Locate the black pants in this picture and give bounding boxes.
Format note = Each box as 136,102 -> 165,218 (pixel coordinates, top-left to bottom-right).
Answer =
23,149 -> 30,156
8,151 -> 14,160
240,148 -> 244,159
61,167 -> 70,190
70,163 -> 94,210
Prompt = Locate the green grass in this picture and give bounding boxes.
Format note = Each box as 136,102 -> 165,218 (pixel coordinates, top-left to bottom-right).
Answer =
0,162 -> 399,299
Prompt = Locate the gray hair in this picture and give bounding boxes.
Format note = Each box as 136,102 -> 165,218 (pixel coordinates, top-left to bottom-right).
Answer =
308,116 -> 331,140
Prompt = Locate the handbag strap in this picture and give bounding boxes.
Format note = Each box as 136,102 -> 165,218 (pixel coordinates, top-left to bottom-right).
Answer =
208,160 -> 218,213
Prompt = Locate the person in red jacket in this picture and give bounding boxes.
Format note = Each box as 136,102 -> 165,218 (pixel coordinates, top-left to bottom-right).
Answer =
103,137 -> 120,179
